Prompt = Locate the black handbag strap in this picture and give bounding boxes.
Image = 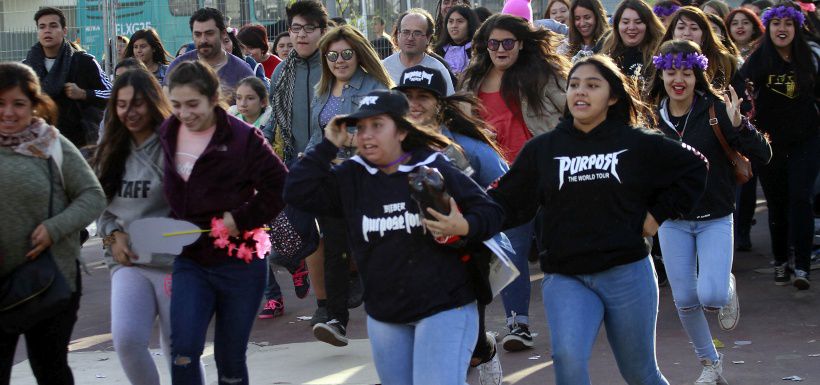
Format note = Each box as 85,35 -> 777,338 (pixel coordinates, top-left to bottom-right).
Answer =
47,158 -> 54,218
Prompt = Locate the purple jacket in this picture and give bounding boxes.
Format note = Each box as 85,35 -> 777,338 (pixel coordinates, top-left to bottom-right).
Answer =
159,107 -> 287,266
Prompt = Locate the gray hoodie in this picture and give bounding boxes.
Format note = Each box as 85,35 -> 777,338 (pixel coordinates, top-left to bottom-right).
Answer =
97,133 -> 174,273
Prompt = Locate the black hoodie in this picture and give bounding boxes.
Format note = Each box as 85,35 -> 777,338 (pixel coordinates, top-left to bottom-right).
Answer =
657,93 -> 772,220
284,138 -> 504,323
489,118 -> 708,275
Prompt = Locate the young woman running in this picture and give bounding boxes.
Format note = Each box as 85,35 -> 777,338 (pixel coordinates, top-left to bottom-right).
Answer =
284,89 -> 503,385
647,39 -> 771,385
161,61 -> 287,385
739,1 -> 820,289
489,54 -> 709,385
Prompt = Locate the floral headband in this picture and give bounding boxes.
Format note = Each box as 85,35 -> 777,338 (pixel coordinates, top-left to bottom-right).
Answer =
653,4 -> 680,17
761,5 -> 806,27
652,52 -> 709,70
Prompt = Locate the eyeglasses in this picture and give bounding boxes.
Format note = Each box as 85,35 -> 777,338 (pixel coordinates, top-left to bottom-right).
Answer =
487,38 -> 518,51
289,23 -> 319,34
400,29 -> 427,39
326,49 -> 355,62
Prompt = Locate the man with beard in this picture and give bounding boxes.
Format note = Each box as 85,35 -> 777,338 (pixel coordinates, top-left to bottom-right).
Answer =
23,7 -> 111,147
166,7 -> 253,103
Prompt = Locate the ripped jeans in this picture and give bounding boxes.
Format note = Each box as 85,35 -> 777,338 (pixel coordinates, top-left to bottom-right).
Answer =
170,256 -> 266,385
658,214 -> 733,363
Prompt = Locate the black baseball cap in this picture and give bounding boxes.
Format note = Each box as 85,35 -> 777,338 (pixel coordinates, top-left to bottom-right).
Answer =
393,65 -> 448,98
340,89 -> 410,126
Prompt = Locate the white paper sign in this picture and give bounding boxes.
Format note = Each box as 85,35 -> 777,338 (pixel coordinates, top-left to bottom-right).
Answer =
127,217 -> 201,264
483,232 -> 520,297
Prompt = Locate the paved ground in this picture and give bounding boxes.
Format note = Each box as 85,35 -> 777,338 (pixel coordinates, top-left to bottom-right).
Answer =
8,201 -> 820,385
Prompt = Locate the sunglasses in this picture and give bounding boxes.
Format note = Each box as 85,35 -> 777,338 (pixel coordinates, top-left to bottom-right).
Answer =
487,38 -> 518,51
326,49 -> 355,62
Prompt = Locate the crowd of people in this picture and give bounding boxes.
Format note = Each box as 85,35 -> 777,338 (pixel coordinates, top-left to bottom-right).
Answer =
0,0 -> 817,384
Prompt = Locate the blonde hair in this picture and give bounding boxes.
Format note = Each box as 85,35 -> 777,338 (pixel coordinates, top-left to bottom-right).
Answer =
315,25 -> 395,95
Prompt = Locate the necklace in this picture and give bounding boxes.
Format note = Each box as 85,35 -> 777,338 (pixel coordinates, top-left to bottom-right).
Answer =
378,152 -> 411,169
670,95 -> 697,140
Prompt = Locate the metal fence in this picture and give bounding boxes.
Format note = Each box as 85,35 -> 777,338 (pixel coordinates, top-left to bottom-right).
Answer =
2,0 -> 674,67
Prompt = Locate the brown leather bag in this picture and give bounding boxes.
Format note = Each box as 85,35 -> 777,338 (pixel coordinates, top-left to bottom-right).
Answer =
708,106 -> 753,184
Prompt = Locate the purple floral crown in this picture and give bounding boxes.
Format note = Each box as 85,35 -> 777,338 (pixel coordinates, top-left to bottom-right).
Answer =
653,4 -> 680,17
652,52 -> 709,70
761,5 -> 806,27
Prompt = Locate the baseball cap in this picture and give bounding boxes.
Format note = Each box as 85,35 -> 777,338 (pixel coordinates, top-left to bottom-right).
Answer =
340,89 -> 410,126
393,65 -> 448,98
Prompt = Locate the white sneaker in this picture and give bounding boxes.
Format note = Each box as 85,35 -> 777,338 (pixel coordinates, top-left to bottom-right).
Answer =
696,354 -> 726,385
478,333 -> 503,385
718,274 -> 740,331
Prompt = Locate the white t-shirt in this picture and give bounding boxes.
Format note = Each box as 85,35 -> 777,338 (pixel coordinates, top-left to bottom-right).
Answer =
382,53 -> 455,96
45,58 -> 56,72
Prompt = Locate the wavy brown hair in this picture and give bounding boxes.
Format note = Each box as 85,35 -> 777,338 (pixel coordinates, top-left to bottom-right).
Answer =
0,62 -> 58,125
94,69 -> 171,200
461,14 -> 570,116
603,0 -> 666,72
660,6 -> 738,89
544,0 -> 572,20
316,25 -> 394,96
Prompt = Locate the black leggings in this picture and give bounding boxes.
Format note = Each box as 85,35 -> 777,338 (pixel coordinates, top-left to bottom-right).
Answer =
0,269 -> 82,385
757,135 -> 820,272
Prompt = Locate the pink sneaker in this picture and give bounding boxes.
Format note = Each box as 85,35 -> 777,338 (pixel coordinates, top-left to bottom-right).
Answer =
258,298 -> 284,319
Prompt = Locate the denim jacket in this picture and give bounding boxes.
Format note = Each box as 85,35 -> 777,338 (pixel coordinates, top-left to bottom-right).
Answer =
306,67 -> 389,150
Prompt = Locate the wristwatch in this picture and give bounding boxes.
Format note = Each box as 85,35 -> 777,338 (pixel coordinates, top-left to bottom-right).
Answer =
102,230 -> 121,250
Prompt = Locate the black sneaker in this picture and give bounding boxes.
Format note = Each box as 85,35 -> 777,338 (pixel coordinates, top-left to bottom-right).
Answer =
774,263 -> 791,286
794,269 -> 810,290
347,274 -> 363,309
313,319 -> 348,347
290,260 -> 311,299
310,306 -> 329,326
501,323 -> 534,352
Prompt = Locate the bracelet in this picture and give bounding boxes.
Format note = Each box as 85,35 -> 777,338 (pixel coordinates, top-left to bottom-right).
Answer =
102,230 -> 120,250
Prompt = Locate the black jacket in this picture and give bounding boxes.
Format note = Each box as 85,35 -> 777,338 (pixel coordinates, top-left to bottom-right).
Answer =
657,93 -> 772,220
490,118 -> 708,275
24,42 -> 110,147
284,138 -> 504,323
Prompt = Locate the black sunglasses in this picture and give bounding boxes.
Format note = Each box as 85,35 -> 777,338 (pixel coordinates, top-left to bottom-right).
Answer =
487,38 -> 518,51
326,49 -> 355,62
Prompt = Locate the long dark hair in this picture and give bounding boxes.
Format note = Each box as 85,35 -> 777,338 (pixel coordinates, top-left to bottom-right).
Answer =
744,1 -> 817,96
226,28 -> 244,58
433,0 -> 471,41
433,5 -> 480,55
461,14 -> 570,115
391,115 -> 452,152
565,55 -> 655,129
124,29 -> 171,65
0,62 -> 58,125
602,0 -> 666,70
567,0 -> 611,55
646,40 -> 722,106
94,69 -> 171,200
660,6 -> 738,88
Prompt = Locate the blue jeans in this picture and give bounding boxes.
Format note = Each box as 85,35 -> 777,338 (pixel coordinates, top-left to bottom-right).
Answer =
541,257 -> 668,385
500,221 -> 532,327
658,214 -> 733,363
263,264 -> 282,300
170,256 -> 266,385
367,303 -> 478,385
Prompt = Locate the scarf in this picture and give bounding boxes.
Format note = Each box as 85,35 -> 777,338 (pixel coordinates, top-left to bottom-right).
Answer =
0,118 -> 59,159
443,42 -> 472,74
25,40 -> 75,99
272,49 -> 299,163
